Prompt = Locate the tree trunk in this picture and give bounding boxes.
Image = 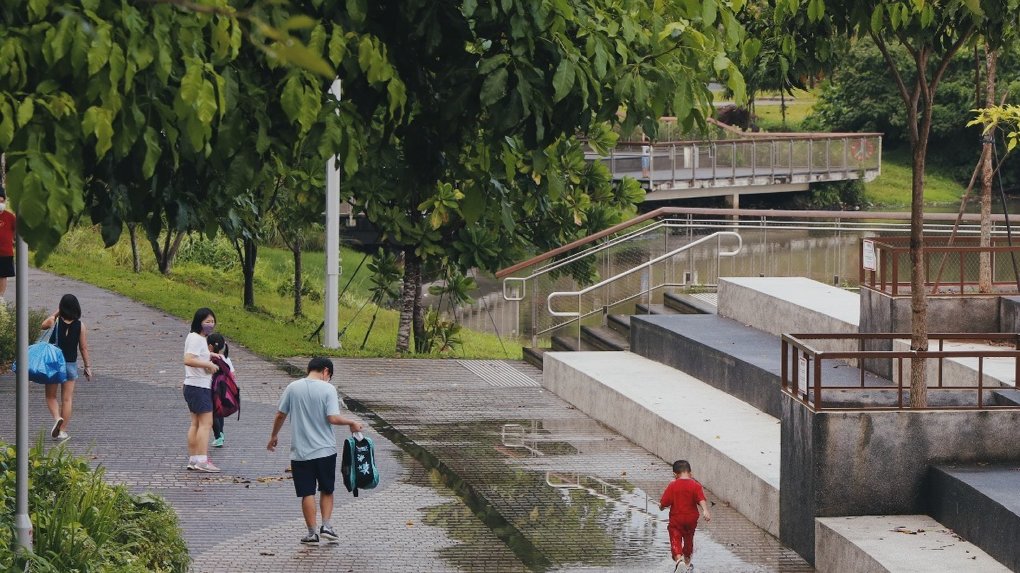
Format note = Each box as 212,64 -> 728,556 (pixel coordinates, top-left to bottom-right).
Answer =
413,276 -> 426,353
292,241 -> 303,317
241,237 -> 257,310
395,247 -> 420,353
979,47 -> 997,293
909,135 -> 929,408
147,230 -> 185,275
128,223 -> 141,273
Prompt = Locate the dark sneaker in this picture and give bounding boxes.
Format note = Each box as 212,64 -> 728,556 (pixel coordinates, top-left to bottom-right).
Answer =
319,525 -> 339,542
300,532 -> 319,544
50,417 -> 64,439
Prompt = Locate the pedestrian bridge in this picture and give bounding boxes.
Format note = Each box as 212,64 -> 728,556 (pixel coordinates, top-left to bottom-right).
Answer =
589,131 -> 882,203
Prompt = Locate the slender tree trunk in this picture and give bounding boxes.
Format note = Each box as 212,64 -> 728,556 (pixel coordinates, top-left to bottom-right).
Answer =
395,247 -> 419,353
979,47 -> 997,293
908,97 -> 937,408
242,237 -> 257,310
148,230 -> 185,275
128,223 -> 141,273
413,276 -> 426,353
292,241 -> 303,317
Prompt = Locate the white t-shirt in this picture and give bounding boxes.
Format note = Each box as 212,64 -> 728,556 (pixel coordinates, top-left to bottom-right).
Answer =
183,332 -> 212,389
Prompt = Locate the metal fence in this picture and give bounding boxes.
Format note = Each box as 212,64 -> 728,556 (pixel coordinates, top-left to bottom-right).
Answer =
860,235 -> 1020,296
782,332 -> 1020,411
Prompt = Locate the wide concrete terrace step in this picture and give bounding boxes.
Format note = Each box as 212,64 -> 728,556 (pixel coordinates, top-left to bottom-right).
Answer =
815,515 -> 1009,573
543,351 -> 781,537
928,464 -> 1020,571
630,314 -> 892,418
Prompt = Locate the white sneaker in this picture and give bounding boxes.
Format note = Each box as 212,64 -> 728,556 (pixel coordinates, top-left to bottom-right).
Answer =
192,461 -> 221,473
50,417 -> 64,438
54,431 -> 69,441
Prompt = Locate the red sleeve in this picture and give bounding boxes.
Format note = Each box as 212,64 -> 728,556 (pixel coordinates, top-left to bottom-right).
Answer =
694,481 -> 706,503
660,481 -> 674,508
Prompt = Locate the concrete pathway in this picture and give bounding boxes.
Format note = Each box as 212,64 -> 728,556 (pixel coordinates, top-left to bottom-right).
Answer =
1,268 -> 812,572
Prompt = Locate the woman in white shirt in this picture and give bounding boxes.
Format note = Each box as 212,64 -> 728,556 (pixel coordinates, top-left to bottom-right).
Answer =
183,307 -> 223,473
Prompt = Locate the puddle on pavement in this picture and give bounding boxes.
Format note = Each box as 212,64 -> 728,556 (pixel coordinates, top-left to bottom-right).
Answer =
348,399 -> 811,572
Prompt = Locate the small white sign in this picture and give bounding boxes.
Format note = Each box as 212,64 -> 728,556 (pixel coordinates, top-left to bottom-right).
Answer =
798,356 -> 808,388
862,239 -> 877,271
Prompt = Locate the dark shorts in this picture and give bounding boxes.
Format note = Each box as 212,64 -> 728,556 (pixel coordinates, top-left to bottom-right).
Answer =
0,256 -> 13,278
183,385 -> 213,414
291,454 -> 337,498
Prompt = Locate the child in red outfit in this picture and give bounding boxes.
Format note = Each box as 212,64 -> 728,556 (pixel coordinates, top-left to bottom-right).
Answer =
659,459 -> 711,572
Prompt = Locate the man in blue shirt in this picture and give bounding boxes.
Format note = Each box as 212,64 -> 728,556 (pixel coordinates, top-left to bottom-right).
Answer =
268,357 -> 363,543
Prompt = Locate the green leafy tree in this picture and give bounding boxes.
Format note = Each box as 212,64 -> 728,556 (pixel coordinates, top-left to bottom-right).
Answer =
796,0 -> 1019,407
338,0 -> 745,353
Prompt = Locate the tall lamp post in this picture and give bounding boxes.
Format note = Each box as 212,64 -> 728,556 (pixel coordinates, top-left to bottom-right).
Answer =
323,78 -> 342,349
14,232 -> 32,550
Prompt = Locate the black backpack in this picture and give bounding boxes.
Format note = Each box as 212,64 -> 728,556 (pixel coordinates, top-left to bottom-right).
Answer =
341,433 -> 379,497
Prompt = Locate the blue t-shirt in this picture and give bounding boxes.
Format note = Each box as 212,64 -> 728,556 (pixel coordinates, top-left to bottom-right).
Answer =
278,377 -> 342,461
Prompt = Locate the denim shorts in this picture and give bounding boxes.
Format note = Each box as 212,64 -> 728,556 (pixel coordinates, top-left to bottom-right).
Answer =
65,362 -> 79,381
183,385 -> 213,414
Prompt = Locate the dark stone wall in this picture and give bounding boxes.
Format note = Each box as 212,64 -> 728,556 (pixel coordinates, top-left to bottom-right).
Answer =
779,393 -> 816,562
999,296 -> 1020,334
781,400 -> 1020,565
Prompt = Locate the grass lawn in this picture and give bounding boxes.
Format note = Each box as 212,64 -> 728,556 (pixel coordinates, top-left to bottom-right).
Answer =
863,148 -> 967,208
754,89 -> 817,132
37,227 -> 521,360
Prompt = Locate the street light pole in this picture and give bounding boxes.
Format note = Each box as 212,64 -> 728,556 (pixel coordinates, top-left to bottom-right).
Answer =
14,233 -> 32,551
323,78 -> 342,349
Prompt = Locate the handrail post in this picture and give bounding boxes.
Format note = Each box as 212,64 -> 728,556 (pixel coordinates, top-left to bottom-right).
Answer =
781,338 -> 789,393
808,138 -> 814,177
670,144 -> 676,187
813,354 -> 822,409
649,143 -> 655,190
732,141 -> 737,183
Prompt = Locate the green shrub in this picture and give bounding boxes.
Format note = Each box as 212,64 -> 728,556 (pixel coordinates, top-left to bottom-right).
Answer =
0,303 -> 52,373
175,235 -> 238,271
0,440 -> 190,572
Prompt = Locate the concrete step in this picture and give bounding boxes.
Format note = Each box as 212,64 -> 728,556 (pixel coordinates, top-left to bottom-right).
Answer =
633,302 -> 678,315
580,325 -> 629,351
522,346 -> 545,370
815,515 -> 1010,573
550,334 -> 597,352
606,314 -> 631,336
630,313 -> 893,418
543,351 -> 781,537
663,291 -> 717,314
928,464 -> 1020,571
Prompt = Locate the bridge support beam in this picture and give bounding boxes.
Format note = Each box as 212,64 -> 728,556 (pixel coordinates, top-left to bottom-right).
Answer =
725,193 -> 740,220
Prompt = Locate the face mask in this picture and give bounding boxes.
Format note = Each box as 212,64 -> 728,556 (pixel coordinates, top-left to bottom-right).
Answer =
201,323 -> 215,336
0,202 -> 6,212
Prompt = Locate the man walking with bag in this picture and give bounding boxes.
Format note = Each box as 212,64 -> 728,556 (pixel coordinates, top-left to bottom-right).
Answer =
267,357 -> 362,544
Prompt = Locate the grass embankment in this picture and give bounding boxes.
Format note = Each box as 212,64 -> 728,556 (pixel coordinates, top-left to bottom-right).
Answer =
39,227 -> 520,360
753,89 -> 967,208
861,148 -> 967,208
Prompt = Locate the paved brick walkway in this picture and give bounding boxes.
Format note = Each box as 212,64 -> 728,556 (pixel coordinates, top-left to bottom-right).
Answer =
2,269 -> 812,572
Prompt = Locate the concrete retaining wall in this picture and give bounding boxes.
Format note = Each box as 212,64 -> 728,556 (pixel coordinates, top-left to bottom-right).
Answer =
815,516 -> 1010,573
543,351 -> 781,536
781,393 -> 1020,562
719,277 -> 859,356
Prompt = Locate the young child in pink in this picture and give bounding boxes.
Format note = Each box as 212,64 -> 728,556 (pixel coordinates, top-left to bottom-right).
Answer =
659,459 -> 712,572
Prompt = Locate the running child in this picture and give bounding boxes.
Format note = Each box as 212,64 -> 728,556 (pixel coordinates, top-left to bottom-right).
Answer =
659,459 -> 711,573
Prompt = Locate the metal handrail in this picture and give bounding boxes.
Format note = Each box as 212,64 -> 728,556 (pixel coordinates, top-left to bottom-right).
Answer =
502,219 -> 670,302
547,231 -> 742,318
495,207 -> 1017,280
